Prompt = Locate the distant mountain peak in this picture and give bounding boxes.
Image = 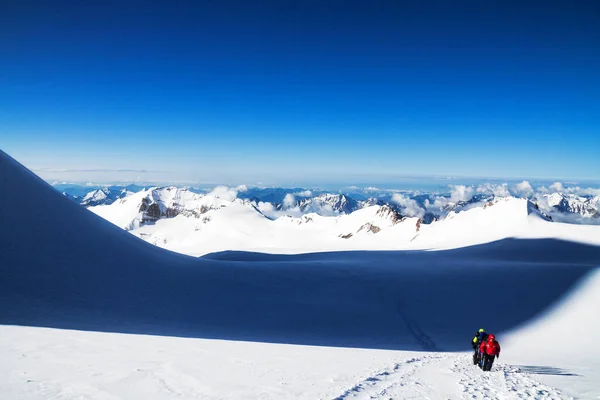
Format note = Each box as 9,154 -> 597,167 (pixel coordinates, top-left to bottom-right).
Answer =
375,205 -> 404,224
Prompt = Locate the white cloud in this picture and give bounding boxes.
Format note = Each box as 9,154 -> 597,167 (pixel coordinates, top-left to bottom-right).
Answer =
493,184 -> 511,197
476,184 -> 489,194
532,182 -> 600,198
536,186 -> 549,194
432,196 -> 450,209
476,183 -> 510,198
450,185 -> 475,203
550,182 -> 565,192
364,187 -> 380,192
256,202 -> 303,219
294,190 -> 313,197
307,204 -> 337,216
391,193 -> 425,218
545,211 -> 600,225
283,193 -> 296,208
512,180 -> 534,198
562,186 -> 600,197
256,202 -> 278,219
235,184 -> 248,192
208,186 -> 239,201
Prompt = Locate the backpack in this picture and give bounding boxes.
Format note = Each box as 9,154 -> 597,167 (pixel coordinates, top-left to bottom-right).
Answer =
475,332 -> 488,345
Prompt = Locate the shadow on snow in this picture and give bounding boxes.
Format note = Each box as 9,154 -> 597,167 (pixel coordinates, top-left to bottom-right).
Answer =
512,365 -> 581,377
1,149 -> 599,351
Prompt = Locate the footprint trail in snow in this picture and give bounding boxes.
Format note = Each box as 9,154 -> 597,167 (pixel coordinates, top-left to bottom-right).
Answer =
332,354 -> 571,400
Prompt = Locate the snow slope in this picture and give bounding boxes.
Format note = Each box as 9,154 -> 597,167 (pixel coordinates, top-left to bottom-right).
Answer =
1,329 -> 578,400
1,149 -> 600,399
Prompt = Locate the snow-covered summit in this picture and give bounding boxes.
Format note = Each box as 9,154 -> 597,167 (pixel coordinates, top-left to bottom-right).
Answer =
81,188 -> 109,205
541,192 -> 600,218
91,186 -> 251,230
77,187 -> 134,207
293,193 -> 361,215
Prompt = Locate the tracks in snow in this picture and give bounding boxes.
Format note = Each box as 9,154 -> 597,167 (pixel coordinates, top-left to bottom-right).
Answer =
396,302 -> 439,352
452,356 -> 572,400
331,354 -> 571,400
331,354 -> 445,400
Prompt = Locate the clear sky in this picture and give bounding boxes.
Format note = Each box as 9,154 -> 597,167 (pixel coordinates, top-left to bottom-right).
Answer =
1,0 -> 599,185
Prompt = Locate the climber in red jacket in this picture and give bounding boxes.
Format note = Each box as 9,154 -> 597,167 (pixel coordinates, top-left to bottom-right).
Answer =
479,333 -> 501,371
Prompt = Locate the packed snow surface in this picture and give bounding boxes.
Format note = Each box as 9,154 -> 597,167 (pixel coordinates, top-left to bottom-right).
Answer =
1,149 -> 600,399
3,326 -> 591,400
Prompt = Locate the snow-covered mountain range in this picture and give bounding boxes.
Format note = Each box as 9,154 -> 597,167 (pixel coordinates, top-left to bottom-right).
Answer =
59,181 -> 600,255
538,192 -> 600,220
48,181 -> 600,256
81,183 -> 600,257
66,183 -> 600,223
3,149 -> 600,399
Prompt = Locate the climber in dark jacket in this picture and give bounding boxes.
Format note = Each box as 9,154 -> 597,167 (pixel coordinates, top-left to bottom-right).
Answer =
471,328 -> 488,365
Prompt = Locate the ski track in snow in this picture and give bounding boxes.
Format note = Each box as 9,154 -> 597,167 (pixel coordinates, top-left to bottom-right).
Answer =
332,354 -> 571,400
396,301 -> 439,352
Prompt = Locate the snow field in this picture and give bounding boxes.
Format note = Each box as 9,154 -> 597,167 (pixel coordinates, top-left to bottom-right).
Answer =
1,149 -> 599,399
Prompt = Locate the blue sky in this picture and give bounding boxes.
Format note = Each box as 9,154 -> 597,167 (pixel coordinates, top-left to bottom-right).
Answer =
1,0 -> 599,185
